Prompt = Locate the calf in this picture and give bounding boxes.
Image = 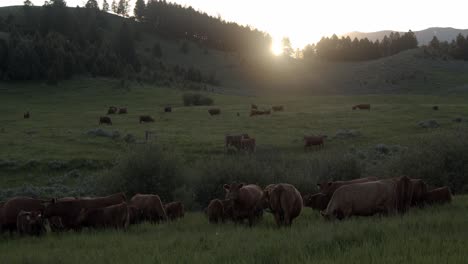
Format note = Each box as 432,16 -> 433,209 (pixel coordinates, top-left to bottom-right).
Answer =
164,201 -> 185,221
118,108 -> 127,114
99,116 -> 112,125
208,108 -> 221,116
107,106 -> 117,114
304,135 -> 325,150
206,199 -> 224,224
352,104 -> 371,110
139,115 -> 155,123
17,211 -> 46,236
77,202 -> 129,230
130,194 -> 167,223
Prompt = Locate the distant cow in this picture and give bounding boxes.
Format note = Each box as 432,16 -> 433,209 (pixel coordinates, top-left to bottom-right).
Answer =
139,115 -> 155,123
424,187 -> 452,205
130,194 -> 167,223
118,108 -> 127,114
1,197 -> 45,233
304,136 -> 325,150
225,134 -> 249,150
410,179 -> 428,207
164,106 -> 172,113
352,104 -> 371,110
77,202 -> 129,230
240,138 -> 256,152
205,199 -> 225,224
17,211 -> 46,236
208,108 -> 221,116
433,106 -> 439,111
263,184 -> 302,227
303,193 -> 329,211
99,116 -> 112,125
164,202 -> 185,221
251,104 -> 258,110
24,111 -> 30,119
272,106 -> 284,112
224,183 -> 263,226
107,106 -> 117,114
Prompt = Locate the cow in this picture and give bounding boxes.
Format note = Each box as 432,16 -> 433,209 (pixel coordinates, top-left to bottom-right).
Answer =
303,193 -> 329,211
208,108 -> 221,116
251,104 -> 258,110
240,138 -> 256,152
250,109 -> 268,116
321,180 -> 398,220
352,104 -> 371,110
24,111 -> 30,119
107,106 -> 117,114
77,202 -> 129,230
317,177 -> 379,200
263,184 -> 302,227
410,179 -> 428,207
424,187 -> 452,205
99,116 -> 112,125
223,183 -> 263,226
225,134 -> 249,151
164,106 -> 172,113
164,201 -> 185,221
48,197 -> 76,232
304,136 -> 325,150
139,115 -> 155,123
205,199 -> 225,224
0,197 -> 45,233
44,193 -> 126,231
393,176 -> 413,214
272,106 -> 284,112
129,194 -> 167,223
118,108 -> 128,114
128,205 -> 142,225
17,211 -> 46,236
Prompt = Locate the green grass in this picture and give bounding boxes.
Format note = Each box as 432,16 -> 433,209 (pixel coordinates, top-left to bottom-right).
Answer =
1,196 -> 466,264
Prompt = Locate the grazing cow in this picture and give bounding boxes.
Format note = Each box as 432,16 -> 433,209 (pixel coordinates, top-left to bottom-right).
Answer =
48,197 -> 76,232
410,179 -> 428,207
251,104 -> 258,110
225,134 -> 249,150
164,106 -> 172,113
206,199 -> 225,224
17,211 -> 46,236
223,183 -> 263,226
317,177 -> 379,200
0,197 -> 45,233
208,108 -> 221,116
130,194 -> 167,223
118,108 -> 127,114
433,106 -> 439,111
77,202 -> 129,230
240,138 -> 256,152
44,193 -> 126,231
24,111 -> 30,119
272,106 -> 284,112
107,106 -> 117,114
352,104 -> 371,110
321,180 -> 398,220
164,202 -> 185,221
263,184 -> 302,227
139,115 -> 155,123
128,205 -> 142,225
303,193 -> 329,211
424,187 -> 452,205
99,116 -> 112,125
304,136 -> 325,150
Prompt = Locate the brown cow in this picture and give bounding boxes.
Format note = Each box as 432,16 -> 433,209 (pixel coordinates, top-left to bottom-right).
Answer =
17,211 -> 46,236
78,202 -> 129,230
303,193 -> 329,211
352,104 -> 371,110
24,111 -> 30,119
1,197 -> 45,233
317,177 -> 379,199
304,136 -> 325,150
206,199 -> 224,223
49,197 -> 76,232
225,134 -> 249,150
108,106 -> 117,114
224,183 -> 263,226
164,202 -> 185,221
424,187 -> 452,205
410,179 -> 428,207
164,106 -> 172,113
272,106 -> 284,112
130,194 -> 167,223
394,176 -> 413,214
118,108 -> 127,114
208,108 -> 221,116
99,116 -> 112,125
251,104 -> 258,110
44,193 -> 126,231
263,184 -> 302,227
240,138 -> 256,152
139,115 -> 155,123
321,180 -> 399,220
128,205 -> 142,225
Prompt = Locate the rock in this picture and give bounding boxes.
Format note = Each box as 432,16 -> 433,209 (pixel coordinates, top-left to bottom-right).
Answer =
124,134 -> 136,143
418,120 -> 439,128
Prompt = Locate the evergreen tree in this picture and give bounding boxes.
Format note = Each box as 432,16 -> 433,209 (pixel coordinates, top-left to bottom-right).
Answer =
429,36 -> 440,49
281,37 -> 293,58
24,0 -> 33,6
102,0 -> 109,12
85,0 -> 99,9
117,0 -> 129,16
134,0 -> 146,20
111,0 -> 118,13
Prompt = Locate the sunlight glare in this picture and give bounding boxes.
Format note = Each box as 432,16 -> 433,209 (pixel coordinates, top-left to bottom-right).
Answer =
271,38 -> 283,56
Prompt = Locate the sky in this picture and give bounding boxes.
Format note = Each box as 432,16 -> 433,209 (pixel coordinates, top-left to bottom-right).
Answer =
1,0 -> 468,49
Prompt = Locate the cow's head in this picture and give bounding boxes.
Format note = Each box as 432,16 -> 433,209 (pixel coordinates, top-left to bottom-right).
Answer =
304,193 -> 328,210
223,182 -> 245,201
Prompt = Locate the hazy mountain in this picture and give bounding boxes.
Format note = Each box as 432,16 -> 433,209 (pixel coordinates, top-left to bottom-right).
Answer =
343,27 -> 468,45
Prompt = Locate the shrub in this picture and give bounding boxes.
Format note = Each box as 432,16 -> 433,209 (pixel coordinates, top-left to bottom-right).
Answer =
182,93 -> 214,106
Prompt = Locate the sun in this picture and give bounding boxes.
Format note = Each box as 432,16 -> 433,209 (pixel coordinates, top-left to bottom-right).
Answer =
271,38 -> 283,56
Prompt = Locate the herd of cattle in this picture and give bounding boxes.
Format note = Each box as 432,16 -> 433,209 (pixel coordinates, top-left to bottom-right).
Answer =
0,176 -> 452,236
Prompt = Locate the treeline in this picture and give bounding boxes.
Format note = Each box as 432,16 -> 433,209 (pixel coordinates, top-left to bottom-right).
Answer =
303,31 -> 418,61
427,34 -> 468,60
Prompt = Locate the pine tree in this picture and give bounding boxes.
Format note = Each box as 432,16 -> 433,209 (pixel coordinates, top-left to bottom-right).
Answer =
117,0 -> 129,17
281,37 -> 293,58
85,0 -> 99,9
111,0 -> 118,13
24,0 -> 33,6
429,36 -> 440,49
134,0 -> 146,20
102,0 -> 109,11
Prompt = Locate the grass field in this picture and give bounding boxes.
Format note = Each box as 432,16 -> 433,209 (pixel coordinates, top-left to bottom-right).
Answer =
0,197 -> 466,264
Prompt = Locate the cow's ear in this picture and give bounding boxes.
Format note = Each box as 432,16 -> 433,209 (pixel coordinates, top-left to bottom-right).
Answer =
223,184 -> 230,191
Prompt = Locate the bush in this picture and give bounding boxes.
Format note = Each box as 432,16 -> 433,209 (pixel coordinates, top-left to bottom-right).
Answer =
182,93 -> 214,106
